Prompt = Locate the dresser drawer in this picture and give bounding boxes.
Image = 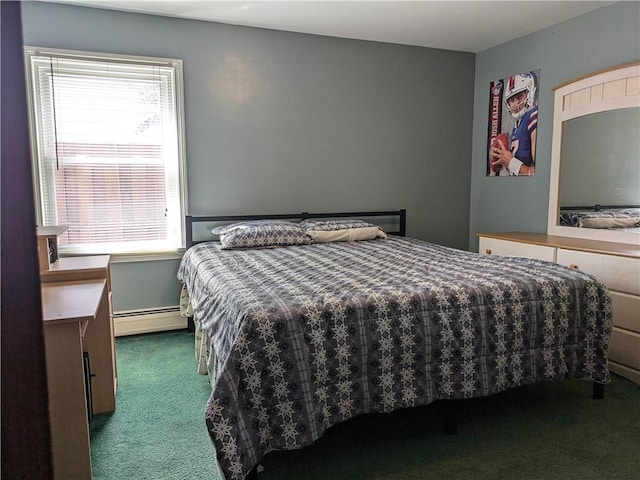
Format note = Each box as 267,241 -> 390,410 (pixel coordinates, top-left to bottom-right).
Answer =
611,291 -> 640,333
556,249 -> 640,295
479,237 -> 556,262
609,327 -> 640,370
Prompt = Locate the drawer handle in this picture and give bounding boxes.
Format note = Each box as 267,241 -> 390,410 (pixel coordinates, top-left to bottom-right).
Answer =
569,263 -> 579,269
485,249 -> 492,255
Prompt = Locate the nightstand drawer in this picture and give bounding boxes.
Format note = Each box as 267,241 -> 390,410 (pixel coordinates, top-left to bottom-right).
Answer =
479,237 -> 556,262
609,328 -> 640,370
611,291 -> 640,333
556,249 -> 640,295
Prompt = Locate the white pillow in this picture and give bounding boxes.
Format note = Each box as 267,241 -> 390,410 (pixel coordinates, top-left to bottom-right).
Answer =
306,226 -> 386,243
579,216 -> 640,229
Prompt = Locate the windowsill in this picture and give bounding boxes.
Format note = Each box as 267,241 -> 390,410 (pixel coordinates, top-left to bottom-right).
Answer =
111,251 -> 185,263
61,250 -> 185,263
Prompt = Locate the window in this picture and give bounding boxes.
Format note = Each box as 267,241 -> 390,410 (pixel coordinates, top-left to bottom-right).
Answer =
25,48 -> 187,255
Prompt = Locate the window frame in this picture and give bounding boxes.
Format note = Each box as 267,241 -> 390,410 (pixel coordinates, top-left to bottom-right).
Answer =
24,46 -> 189,258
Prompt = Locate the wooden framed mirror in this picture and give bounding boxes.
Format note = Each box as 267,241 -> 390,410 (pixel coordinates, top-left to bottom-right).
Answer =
548,62 -> 640,246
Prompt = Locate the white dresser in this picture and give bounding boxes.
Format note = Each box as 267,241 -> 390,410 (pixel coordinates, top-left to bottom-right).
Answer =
478,232 -> 640,385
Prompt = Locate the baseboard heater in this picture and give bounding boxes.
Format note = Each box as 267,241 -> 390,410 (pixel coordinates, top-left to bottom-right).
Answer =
113,306 -> 185,337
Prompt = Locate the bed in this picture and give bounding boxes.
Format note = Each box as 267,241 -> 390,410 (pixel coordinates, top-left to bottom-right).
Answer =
559,205 -> 640,232
177,210 -> 612,480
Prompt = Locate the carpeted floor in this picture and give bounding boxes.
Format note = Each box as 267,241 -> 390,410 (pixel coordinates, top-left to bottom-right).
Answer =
91,331 -> 640,480
90,331 -> 219,480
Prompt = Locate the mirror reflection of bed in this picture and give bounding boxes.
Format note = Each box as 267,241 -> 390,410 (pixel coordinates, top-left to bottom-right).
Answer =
559,206 -> 640,232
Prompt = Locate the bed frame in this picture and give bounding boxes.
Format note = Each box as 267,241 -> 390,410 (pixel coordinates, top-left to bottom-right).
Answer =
561,204 -> 640,211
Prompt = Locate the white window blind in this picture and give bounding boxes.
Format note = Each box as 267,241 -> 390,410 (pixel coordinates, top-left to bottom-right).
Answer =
25,48 -> 187,255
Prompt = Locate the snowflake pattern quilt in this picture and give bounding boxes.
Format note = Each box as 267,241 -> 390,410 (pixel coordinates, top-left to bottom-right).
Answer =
177,236 -> 612,480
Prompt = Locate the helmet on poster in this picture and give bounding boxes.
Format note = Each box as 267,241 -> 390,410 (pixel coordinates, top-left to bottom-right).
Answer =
504,72 -> 536,121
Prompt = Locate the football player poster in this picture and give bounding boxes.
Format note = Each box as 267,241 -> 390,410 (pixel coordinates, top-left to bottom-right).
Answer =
487,69 -> 540,176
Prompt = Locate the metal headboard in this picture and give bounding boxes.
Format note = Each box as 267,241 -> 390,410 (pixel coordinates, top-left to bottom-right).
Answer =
560,204 -> 640,212
185,209 -> 406,247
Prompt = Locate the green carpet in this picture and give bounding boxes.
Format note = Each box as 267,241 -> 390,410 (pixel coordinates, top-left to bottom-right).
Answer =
91,331 -> 640,480
90,331 -> 219,480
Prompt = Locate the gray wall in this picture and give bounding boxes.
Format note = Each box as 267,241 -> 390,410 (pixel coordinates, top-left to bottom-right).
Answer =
21,2 -> 475,311
469,2 -> 640,252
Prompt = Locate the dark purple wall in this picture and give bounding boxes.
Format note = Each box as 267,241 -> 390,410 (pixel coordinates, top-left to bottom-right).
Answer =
1,1 -> 53,477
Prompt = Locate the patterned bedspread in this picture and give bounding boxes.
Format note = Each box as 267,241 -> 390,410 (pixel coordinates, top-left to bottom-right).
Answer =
177,236 -> 612,480
560,208 -> 640,230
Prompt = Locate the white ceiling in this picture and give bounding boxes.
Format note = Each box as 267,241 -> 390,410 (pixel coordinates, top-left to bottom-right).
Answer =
40,1 -> 614,52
